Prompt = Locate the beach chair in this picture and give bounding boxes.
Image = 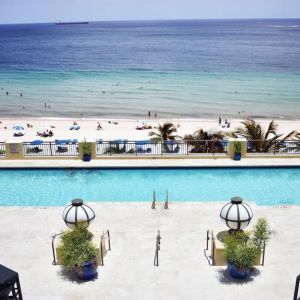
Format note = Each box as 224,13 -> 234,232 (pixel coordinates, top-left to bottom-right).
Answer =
69,126 -> 75,130
75,125 -> 80,130
56,146 -> 68,153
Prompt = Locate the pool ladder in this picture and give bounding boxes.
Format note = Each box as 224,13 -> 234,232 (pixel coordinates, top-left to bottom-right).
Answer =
151,190 -> 169,209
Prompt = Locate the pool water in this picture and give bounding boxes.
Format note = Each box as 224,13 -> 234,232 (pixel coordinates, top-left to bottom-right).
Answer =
0,168 -> 299,206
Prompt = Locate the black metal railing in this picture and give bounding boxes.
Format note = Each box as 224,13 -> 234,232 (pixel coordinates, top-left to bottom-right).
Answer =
247,140 -> 300,155
96,140 -> 228,157
294,274 -> 300,300
23,141 -> 79,157
0,142 -> 6,157
154,230 -> 161,267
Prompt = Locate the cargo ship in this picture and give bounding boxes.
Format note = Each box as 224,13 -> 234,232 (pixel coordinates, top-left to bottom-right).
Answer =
55,21 -> 89,25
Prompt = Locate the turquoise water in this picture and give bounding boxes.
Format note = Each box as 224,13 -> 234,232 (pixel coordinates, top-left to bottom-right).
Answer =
1,71 -> 300,119
1,19 -> 300,119
0,167 -> 299,206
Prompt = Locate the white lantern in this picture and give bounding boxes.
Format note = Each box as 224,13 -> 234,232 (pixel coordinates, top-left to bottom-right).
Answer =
62,199 -> 95,228
220,197 -> 253,231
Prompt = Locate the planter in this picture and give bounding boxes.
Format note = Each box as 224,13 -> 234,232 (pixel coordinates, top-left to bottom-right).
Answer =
227,262 -> 250,279
233,152 -> 241,161
76,260 -> 98,280
83,153 -> 91,162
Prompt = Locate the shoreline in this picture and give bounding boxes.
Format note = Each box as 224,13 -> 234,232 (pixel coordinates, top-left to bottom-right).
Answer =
0,116 -> 299,142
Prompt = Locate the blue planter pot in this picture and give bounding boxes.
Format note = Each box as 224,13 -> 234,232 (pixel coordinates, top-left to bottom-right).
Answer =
83,153 -> 91,162
227,262 -> 250,279
233,152 -> 241,161
76,261 -> 98,280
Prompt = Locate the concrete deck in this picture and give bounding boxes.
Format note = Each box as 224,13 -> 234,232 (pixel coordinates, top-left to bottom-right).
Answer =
1,157 -> 300,168
0,202 -> 299,300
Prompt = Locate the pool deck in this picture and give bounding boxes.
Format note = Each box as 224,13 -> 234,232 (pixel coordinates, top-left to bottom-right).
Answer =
0,202 -> 299,300
1,157 -> 300,168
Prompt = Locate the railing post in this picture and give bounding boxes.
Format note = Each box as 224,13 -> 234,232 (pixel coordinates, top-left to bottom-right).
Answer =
50,142 -> 53,156
293,274 -> 300,300
206,230 -> 210,250
261,241 -> 266,266
107,230 -> 111,251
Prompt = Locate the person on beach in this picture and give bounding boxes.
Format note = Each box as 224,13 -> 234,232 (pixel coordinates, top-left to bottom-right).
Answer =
225,118 -> 228,124
48,104 -> 51,109
44,103 -> 47,109
218,116 -> 221,125
148,111 -> 151,118
97,122 -> 102,130
155,113 -> 157,118
20,93 -> 22,97
6,91 -> 8,96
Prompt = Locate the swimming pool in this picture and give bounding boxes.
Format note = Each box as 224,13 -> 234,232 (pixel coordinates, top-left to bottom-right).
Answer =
0,167 -> 299,206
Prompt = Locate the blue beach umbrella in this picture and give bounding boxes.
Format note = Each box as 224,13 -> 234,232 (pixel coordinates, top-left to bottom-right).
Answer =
12,125 -> 25,131
31,140 -> 43,145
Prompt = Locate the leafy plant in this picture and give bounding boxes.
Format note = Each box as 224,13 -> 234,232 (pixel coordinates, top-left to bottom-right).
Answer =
104,145 -> 126,154
57,226 -> 97,270
183,129 -> 225,153
223,231 -> 259,269
0,150 -> 6,155
82,139 -> 92,155
149,122 -> 181,152
149,123 -> 180,142
223,218 -> 271,270
233,141 -> 242,154
227,119 -> 297,153
252,217 -> 271,248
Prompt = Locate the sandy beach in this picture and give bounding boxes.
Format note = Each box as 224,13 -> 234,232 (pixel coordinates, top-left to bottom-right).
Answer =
0,117 -> 299,142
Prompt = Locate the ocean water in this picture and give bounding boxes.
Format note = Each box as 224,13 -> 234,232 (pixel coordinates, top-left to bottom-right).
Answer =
0,19 -> 299,118
0,167 -> 299,206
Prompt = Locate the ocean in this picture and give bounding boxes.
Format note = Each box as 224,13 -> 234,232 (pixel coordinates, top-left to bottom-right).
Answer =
0,19 -> 299,119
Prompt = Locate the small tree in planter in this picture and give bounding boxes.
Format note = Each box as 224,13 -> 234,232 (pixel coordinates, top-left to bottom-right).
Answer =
223,218 -> 270,279
82,139 -> 92,161
233,141 -> 242,160
57,226 -> 98,280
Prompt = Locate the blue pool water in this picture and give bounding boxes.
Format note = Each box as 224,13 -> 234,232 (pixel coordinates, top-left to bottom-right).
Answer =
0,168 -> 299,206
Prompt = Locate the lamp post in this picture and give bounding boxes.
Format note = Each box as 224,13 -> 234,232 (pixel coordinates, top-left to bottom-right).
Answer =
220,197 -> 253,231
62,199 -> 95,228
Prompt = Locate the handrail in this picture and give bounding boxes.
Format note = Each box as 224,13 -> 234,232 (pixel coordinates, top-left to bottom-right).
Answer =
294,274 -> 300,300
99,229 -> 111,266
51,232 -> 62,265
154,230 -> 161,266
206,230 -> 210,250
261,241 -> 266,266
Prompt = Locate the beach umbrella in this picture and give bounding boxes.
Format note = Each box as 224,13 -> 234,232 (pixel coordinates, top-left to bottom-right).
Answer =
12,125 -> 24,131
31,140 -> 43,145
136,123 -> 144,130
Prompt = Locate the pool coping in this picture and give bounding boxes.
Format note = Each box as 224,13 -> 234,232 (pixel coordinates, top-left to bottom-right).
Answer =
0,157 -> 300,168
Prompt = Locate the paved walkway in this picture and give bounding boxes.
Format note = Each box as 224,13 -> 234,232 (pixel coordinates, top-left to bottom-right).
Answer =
0,157 -> 300,168
0,202 -> 299,299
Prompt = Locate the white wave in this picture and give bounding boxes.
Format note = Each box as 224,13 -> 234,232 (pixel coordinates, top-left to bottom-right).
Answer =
267,25 -> 299,28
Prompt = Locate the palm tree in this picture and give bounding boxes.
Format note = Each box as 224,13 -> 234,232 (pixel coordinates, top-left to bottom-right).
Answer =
149,122 -> 180,153
149,122 -> 180,142
183,129 -> 225,153
229,119 -> 297,153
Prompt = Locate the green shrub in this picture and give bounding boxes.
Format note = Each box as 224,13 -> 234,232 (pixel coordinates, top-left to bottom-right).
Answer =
82,139 -> 92,155
233,141 -> 242,154
252,217 -> 271,248
57,226 -> 97,270
223,218 -> 271,269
